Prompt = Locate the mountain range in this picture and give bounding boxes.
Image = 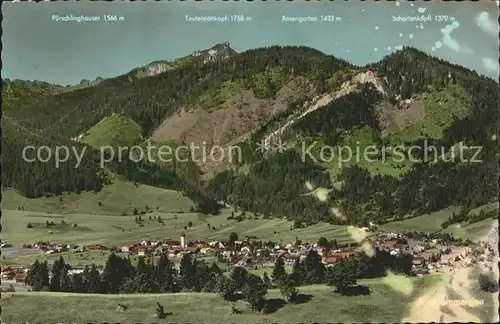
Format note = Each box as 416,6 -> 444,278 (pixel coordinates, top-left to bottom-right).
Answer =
2,43 -> 498,227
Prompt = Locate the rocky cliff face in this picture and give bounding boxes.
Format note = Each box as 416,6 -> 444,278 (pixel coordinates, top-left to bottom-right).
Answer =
145,62 -> 173,76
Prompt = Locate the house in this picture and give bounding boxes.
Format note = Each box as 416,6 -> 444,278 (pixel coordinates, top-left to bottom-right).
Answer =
196,243 -> 209,249
379,238 -> 409,252
166,240 -> 182,246
138,249 -> 146,256
417,252 -> 436,262
240,246 -> 251,254
329,251 -> 354,260
121,245 -> 133,253
85,244 -> 108,251
412,245 -> 425,253
412,257 -> 425,267
208,241 -> 225,249
68,269 -> 84,275
439,254 -> 452,265
322,256 -> 340,265
15,273 -> 27,283
200,247 -> 214,255
315,246 -> 329,256
4,271 -> 16,280
185,247 -> 199,253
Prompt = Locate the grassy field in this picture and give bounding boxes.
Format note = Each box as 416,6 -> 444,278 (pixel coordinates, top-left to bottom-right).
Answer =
380,207 -> 461,233
2,208 -> 352,250
2,179 -> 195,216
80,112 -> 143,148
0,276 -> 441,323
380,205 -> 496,240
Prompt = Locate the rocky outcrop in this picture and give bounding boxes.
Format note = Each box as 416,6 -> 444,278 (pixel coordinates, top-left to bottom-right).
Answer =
145,62 -> 172,76
263,70 -> 388,150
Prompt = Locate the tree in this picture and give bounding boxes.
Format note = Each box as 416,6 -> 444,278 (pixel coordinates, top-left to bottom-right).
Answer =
479,272 -> 499,293
179,253 -> 195,290
393,253 -> 413,275
26,223 -> 33,228
26,260 -> 50,291
82,264 -> 102,293
60,265 -> 72,292
241,273 -> 267,311
188,221 -> 193,227
216,275 -> 235,300
278,276 -> 299,303
326,259 -> 357,294
317,236 -> 329,247
209,262 -> 222,276
156,302 -> 166,319
262,272 -> 271,288
192,260 -> 212,292
49,256 -> 67,292
231,266 -> 248,291
153,254 -> 176,293
229,232 -> 239,247
302,250 -> 325,284
101,253 -> 135,293
134,272 -> 158,293
70,273 -> 84,293
289,258 -> 304,286
271,257 -> 287,284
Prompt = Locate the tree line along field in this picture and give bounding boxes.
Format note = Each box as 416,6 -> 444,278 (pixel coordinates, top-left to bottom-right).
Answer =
0,275 -> 442,323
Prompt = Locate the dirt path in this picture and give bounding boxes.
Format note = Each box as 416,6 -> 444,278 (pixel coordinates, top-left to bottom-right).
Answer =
404,222 -> 498,323
402,269 -> 450,323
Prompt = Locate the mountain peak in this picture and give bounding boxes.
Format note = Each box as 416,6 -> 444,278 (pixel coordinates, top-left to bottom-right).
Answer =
192,42 -> 237,63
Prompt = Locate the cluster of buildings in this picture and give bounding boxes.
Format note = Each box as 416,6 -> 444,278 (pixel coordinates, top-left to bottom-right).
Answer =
6,229 -> 476,282
373,232 -> 472,275
1,266 -> 28,283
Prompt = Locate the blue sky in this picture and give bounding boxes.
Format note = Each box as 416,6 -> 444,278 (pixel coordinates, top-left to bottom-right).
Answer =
2,0 -> 498,85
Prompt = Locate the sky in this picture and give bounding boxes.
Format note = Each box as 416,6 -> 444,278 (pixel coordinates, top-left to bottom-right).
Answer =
2,0 -> 499,85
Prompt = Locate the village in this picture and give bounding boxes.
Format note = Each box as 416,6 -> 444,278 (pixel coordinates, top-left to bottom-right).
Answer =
1,227 -> 482,290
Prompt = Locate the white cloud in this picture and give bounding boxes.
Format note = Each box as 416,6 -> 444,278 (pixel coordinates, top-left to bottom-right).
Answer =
482,57 -> 499,74
439,20 -> 472,54
476,12 -> 498,35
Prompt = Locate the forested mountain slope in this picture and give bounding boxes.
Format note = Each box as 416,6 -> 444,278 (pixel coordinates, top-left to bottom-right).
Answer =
2,45 -> 498,227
